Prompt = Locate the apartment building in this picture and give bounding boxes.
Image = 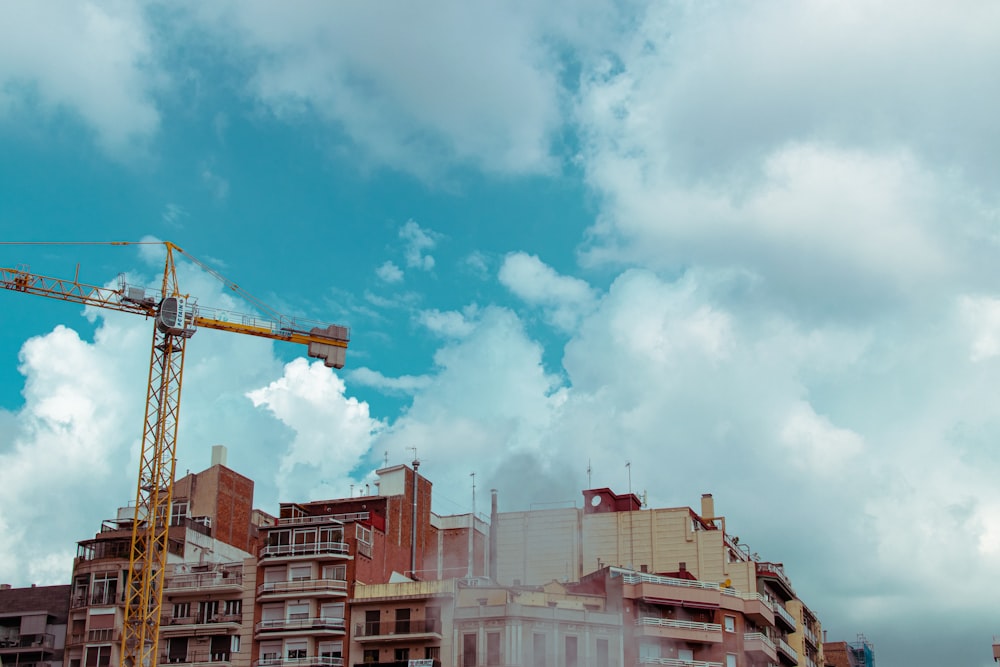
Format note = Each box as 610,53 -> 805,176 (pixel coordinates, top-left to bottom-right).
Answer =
786,600 -> 822,667
0,584 -> 70,667
64,449 -> 257,667
348,577 -> 622,667
822,635 -> 874,667
253,464 -> 435,667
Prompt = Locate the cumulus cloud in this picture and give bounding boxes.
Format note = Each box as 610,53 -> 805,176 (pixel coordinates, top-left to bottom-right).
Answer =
416,308 -> 478,339
248,358 -> 383,501
185,1 -> 571,177
400,220 -> 439,271
0,1 -> 161,157
376,260 -> 403,284
347,367 -> 431,395
499,252 -> 598,332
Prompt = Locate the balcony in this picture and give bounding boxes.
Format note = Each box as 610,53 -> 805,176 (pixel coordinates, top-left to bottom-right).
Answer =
770,602 -> 796,631
353,619 -> 442,642
165,570 -> 243,594
0,633 -> 55,652
756,562 -> 795,600
635,618 -> 722,644
259,542 -> 351,561
161,650 -> 233,666
352,662 -> 438,667
802,626 -> 818,648
255,617 -> 346,636
275,513 -> 367,526
776,638 -> 799,665
256,658 -> 344,667
160,614 -> 242,636
638,658 -> 722,667
743,633 -> 778,662
257,579 -> 348,600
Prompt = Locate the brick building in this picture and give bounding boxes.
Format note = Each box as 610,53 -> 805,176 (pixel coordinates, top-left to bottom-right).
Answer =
0,583 -> 70,667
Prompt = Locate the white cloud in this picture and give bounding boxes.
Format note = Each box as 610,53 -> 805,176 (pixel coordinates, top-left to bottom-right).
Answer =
247,358 -> 383,501
376,261 -> 403,284
187,1 -> 571,177
959,295 -> 1000,362
416,308 -> 478,339
347,367 -> 431,395
0,1 -> 161,157
400,220 -> 438,271
499,252 -> 598,332
779,401 -> 864,472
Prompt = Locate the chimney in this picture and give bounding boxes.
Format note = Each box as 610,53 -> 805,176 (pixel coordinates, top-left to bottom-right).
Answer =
701,493 -> 715,520
489,489 -> 499,581
211,445 -> 228,467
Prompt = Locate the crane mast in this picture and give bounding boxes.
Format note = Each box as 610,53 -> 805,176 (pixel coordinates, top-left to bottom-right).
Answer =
0,241 -> 349,667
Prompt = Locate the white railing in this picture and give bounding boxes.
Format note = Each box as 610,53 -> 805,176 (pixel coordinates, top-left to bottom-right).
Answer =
638,658 -> 722,667
258,579 -> 348,596
255,617 -> 346,632
622,572 -> 724,591
744,633 -> 776,651
776,638 -> 798,662
260,542 -> 350,559
254,658 -> 343,667
638,617 -> 722,633
770,602 -> 797,629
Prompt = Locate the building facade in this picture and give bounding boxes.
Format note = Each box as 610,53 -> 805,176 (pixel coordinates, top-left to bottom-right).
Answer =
0,584 -> 70,667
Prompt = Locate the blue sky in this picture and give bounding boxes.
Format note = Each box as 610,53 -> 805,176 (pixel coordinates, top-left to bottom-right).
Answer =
2,2 -> 1000,665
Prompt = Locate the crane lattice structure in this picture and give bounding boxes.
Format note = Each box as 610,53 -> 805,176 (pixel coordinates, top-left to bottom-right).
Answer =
1,241 -> 349,667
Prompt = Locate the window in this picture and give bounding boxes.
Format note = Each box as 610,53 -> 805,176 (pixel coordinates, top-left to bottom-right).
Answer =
231,636 -> 241,654
172,602 -> 191,620
287,602 -> 309,620
426,647 -> 441,661
85,646 -> 111,667
395,607 -> 411,634
72,574 -> 89,606
264,566 -> 287,583
321,602 -> 345,621
170,500 -> 189,525
394,648 -> 410,662
198,599 -> 219,624
210,635 -> 231,662
356,524 -> 372,544
290,564 -> 311,581
565,636 -> 578,667
287,640 -> 308,660
463,633 -> 478,667
363,649 -> 379,664
724,615 -> 736,632
166,638 -> 188,664
426,606 -> 441,633
487,632 -> 500,666
533,634 -> 546,667
260,641 -> 282,664
322,564 -> 346,580
726,654 -> 737,667
91,572 -> 117,606
365,610 -> 380,636
596,639 -> 609,667
224,599 -> 242,617
319,641 -> 343,661
677,649 -> 693,662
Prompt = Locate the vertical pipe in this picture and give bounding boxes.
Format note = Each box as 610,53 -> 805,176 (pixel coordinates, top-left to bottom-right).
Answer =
410,458 -> 419,578
489,489 -> 498,581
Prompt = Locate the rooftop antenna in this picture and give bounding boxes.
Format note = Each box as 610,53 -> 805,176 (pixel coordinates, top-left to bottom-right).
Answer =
468,471 -> 476,578
626,461 -> 634,570
587,459 -> 592,488
384,450 -> 389,467
408,447 -> 420,578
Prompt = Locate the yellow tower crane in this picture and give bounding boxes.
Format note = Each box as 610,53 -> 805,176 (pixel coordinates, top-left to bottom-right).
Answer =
0,241 -> 350,667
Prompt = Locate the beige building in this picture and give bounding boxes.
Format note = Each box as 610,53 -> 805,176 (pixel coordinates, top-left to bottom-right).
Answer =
786,600 -> 822,667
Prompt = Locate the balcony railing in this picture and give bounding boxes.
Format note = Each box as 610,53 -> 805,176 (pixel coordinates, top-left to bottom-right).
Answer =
770,602 -> 797,630
776,638 -> 799,663
163,614 -> 242,627
275,512 -> 368,526
756,562 -> 795,596
354,619 -> 441,637
260,542 -> 351,559
257,579 -> 348,597
744,633 -> 776,652
160,650 -> 233,666
256,617 -> 346,633
87,628 -> 119,643
638,658 -> 723,667
255,657 -> 344,667
637,618 -> 722,633
0,633 -> 55,650
165,570 -> 243,591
